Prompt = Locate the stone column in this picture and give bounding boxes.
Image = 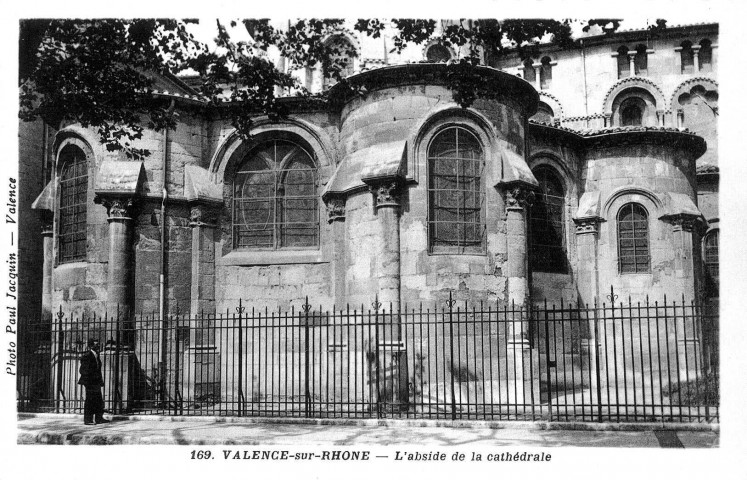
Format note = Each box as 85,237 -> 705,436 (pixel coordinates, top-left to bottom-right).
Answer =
628,52 -> 636,76
604,113 -> 612,128
369,181 -> 402,312
656,109 -> 666,127
95,195 -> 136,319
532,63 -> 542,89
502,182 -> 537,405
692,46 -> 701,72
187,202 -> 221,404
40,214 -> 54,321
677,109 -> 685,128
367,179 -> 407,411
324,195 -> 347,307
94,194 -> 136,413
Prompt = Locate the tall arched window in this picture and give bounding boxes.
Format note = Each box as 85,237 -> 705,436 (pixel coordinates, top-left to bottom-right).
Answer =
58,145 -> 88,263
634,44 -> 648,76
617,46 -> 630,79
530,166 -> 566,273
680,41 -> 695,74
699,39 -> 713,72
617,203 -> 650,274
323,35 -> 356,90
233,140 -> 319,249
703,229 -> 719,297
540,56 -> 553,89
523,58 -> 536,84
428,126 -> 485,254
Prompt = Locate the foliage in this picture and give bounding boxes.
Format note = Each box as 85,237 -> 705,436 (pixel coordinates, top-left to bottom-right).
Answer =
20,18 -> 662,158
665,372 -> 719,407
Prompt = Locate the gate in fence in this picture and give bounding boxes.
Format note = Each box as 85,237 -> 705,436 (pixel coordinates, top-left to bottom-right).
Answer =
17,290 -> 719,423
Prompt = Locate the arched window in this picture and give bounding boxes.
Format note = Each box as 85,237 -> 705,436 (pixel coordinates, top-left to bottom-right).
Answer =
680,41 -> 695,74
233,139 -> 319,250
426,43 -> 452,63
617,203 -> 650,274
58,145 -> 88,263
540,56 -> 553,89
634,44 -> 648,76
530,166 -> 566,273
428,126 -> 485,254
523,58 -> 536,84
617,46 -> 630,79
699,39 -> 713,73
703,229 -> 719,297
323,36 -> 355,90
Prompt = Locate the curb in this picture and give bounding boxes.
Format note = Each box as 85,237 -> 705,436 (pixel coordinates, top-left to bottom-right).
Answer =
18,412 -> 719,432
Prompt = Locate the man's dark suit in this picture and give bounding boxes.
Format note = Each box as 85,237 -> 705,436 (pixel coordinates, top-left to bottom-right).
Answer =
78,350 -> 105,424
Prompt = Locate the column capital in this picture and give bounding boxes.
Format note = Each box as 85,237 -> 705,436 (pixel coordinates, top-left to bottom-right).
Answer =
573,216 -> 605,235
189,202 -> 220,228
367,179 -> 403,210
37,210 -> 54,236
94,195 -> 135,221
501,183 -> 536,212
323,195 -> 346,223
660,213 -> 704,233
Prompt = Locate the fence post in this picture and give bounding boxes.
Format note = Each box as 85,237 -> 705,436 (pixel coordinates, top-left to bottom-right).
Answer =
237,299 -> 244,417
303,297 -> 312,417
592,299 -> 603,422
447,293 -> 457,421
112,305 -> 121,415
55,306 -> 64,413
542,300 -> 552,420
373,296 -> 382,418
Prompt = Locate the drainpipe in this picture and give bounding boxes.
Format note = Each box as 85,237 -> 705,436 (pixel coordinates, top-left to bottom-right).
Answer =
581,39 -> 590,128
159,99 -> 175,404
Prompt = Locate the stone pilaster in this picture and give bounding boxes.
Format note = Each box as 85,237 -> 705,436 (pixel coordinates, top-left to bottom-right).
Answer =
573,216 -> 604,305
324,195 -> 347,306
40,214 -> 54,322
661,213 -> 702,280
189,203 -> 219,320
94,195 -> 136,320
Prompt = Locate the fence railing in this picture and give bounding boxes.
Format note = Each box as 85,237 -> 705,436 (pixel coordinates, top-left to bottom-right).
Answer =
17,293 -> 719,423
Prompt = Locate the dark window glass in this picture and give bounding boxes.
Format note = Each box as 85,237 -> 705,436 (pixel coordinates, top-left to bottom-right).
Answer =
634,45 -> 648,76
530,166 -> 566,273
58,146 -> 88,263
704,229 -> 719,297
426,44 -> 452,63
233,140 -> 318,250
681,41 -> 694,74
617,46 -> 630,79
523,59 -> 536,84
699,39 -> 713,73
428,126 -> 485,254
621,103 -> 643,126
540,57 -> 552,89
617,203 -> 650,274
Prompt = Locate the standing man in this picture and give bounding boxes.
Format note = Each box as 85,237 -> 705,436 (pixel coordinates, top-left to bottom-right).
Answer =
78,338 -> 110,425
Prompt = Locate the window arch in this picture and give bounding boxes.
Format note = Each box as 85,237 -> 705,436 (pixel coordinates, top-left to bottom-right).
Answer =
703,229 -> 719,297
531,102 -> 555,124
617,203 -> 650,274
540,56 -> 553,89
522,58 -> 536,84
634,44 -> 648,76
428,126 -> 485,254
680,41 -> 695,74
58,145 -> 88,263
530,166 -> 566,273
617,46 -> 630,79
232,139 -> 319,250
699,39 -> 713,72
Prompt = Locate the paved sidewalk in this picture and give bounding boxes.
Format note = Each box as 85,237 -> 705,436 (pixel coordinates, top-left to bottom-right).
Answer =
17,414 -> 719,448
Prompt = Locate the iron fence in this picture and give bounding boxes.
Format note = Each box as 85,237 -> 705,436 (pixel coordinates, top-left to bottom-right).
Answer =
17,291 -> 719,423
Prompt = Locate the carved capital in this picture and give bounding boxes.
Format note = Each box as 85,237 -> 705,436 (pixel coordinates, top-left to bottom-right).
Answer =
573,217 -> 604,235
505,185 -> 535,212
189,204 -> 219,228
94,195 -> 135,220
369,181 -> 402,210
661,213 -> 703,233
324,196 -> 346,223
37,210 -> 54,236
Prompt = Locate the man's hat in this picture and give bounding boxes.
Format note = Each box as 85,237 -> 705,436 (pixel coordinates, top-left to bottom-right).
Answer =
87,338 -> 99,348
